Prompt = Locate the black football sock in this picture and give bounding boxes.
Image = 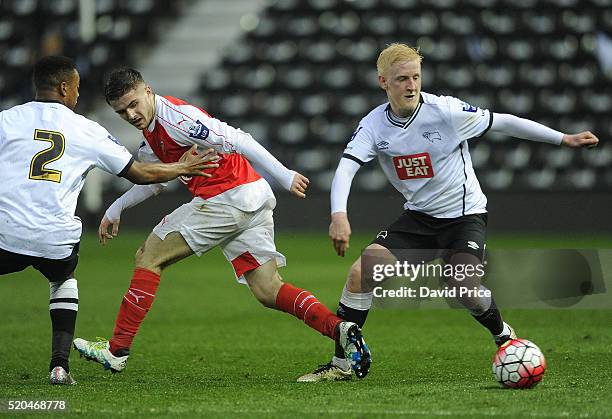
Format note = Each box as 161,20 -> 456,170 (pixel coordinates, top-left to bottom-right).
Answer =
471,298 -> 503,336
49,279 -> 78,373
334,302 -> 370,359
49,309 -> 77,372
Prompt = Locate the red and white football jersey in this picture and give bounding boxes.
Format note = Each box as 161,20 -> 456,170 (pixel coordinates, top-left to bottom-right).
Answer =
139,95 -> 275,211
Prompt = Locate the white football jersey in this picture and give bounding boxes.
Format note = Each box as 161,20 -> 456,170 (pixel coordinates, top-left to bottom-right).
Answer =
343,92 -> 492,218
0,101 -> 133,259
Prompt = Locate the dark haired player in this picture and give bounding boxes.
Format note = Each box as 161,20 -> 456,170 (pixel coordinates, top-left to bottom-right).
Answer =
0,56 -> 218,385
73,68 -> 372,379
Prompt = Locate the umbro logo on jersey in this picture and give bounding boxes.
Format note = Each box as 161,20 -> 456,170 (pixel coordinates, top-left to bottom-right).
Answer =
422,131 -> 442,143
467,241 -> 479,250
376,140 -> 390,149
393,152 -> 434,180
188,120 -> 209,140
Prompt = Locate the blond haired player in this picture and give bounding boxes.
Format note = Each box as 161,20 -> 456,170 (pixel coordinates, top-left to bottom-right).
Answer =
298,43 -> 598,382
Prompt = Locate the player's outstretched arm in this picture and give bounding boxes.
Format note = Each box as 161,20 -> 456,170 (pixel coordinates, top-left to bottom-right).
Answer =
123,146 -> 219,184
490,113 -> 600,148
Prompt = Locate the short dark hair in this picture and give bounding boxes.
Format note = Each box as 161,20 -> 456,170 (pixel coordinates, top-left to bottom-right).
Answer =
33,56 -> 77,92
104,68 -> 144,103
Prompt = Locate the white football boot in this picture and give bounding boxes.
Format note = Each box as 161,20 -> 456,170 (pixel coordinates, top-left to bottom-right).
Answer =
73,338 -> 128,373
337,321 -> 372,379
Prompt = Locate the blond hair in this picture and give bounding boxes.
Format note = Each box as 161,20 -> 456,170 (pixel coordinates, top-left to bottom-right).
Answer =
376,43 -> 423,77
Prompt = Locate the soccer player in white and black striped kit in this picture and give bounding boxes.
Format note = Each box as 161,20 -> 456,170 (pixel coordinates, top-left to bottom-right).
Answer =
0,56 -> 218,385
298,43 -> 599,382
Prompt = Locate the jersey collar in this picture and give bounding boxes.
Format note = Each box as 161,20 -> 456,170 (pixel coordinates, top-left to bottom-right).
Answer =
34,99 -> 65,106
385,94 -> 424,129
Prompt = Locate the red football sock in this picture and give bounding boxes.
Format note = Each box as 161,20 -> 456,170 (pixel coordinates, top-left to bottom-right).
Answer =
109,268 -> 160,354
275,283 -> 342,340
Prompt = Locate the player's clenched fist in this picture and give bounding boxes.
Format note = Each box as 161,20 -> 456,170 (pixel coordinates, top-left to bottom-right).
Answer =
329,212 -> 352,257
290,172 -> 310,198
561,131 -> 599,148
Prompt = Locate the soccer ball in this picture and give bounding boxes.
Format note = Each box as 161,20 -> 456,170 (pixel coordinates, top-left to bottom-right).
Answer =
492,338 -> 546,389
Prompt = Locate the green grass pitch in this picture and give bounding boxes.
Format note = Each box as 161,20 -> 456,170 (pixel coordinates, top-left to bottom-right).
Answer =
1,232 -> 611,417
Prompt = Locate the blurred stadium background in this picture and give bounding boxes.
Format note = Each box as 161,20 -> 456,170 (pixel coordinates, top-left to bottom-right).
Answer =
2,3 -> 612,415
1,0 -> 611,234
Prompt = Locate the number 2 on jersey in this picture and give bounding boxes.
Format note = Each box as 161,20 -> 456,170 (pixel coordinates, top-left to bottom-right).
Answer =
29,129 -> 65,183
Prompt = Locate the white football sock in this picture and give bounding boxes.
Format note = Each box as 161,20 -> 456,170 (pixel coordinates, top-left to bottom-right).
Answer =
339,286 -> 373,310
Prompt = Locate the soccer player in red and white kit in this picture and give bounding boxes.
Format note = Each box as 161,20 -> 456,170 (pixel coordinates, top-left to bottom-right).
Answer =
298,43 -> 599,382
73,68 -> 372,378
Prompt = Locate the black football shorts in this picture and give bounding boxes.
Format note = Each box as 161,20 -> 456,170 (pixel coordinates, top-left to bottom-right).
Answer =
371,209 -> 487,262
0,243 -> 80,282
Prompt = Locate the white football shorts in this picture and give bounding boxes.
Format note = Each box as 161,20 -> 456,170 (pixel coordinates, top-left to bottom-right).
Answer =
152,196 -> 286,283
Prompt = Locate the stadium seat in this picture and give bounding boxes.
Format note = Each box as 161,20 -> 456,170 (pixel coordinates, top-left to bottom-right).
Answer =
363,13 -> 397,36
483,169 -> 514,190
504,144 -> 532,169
322,66 -> 354,89
277,119 -> 308,144
219,94 -> 250,118
356,167 -> 389,191
521,168 -> 556,190
278,66 -> 314,89
469,143 -> 491,169
257,92 -> 294,118
565,168 -> 596,189
542,147 -> 574,169
300,93 -> 331,116
295,149 -> 331,172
